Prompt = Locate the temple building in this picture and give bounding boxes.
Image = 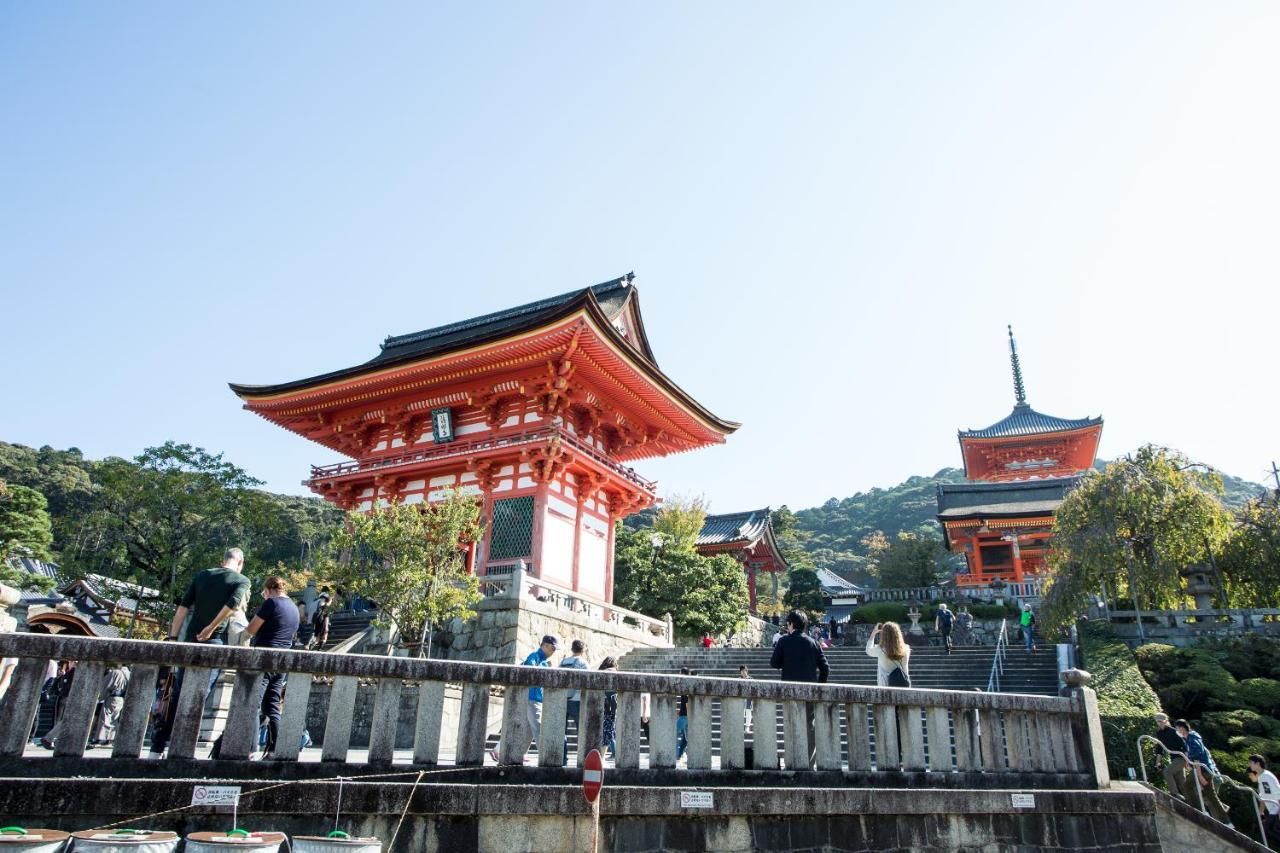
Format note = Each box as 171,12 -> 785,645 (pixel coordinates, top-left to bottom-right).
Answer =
694,508 -> 788,613
231,274 -> 738,604
936,328 -> 1102,588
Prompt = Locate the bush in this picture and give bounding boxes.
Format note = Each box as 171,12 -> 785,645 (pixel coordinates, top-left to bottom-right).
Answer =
1197,635 -> 1280,682
1237,678 -> 1280,718
849,603 -> 908,624
1199,709 -> 1280,745
1078,622 -> 1165,781
1134,643 -> 1238,720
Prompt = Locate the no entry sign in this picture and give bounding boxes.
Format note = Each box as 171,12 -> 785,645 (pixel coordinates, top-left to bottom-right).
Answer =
582,749 -> 604,804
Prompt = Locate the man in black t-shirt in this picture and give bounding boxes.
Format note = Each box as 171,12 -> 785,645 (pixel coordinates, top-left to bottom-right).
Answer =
245,576 -> 300,756
149,547 -> 249,758
1153,713 -> 1190,802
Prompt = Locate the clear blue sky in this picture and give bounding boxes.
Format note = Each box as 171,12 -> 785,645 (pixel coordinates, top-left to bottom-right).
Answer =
4,3 -> 1278,511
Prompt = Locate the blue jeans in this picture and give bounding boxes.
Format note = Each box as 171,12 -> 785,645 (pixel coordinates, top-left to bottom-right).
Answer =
1023,626 -> 1034,650
676,716 -> 688,759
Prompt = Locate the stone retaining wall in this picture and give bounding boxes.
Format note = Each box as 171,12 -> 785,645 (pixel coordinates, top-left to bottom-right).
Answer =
0,779 -> 1170,853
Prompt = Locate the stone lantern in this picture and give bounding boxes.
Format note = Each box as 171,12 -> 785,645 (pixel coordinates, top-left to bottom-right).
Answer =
1180,564 -> 1217,612
989,578 -> 1007,608
907,600 -> 924,635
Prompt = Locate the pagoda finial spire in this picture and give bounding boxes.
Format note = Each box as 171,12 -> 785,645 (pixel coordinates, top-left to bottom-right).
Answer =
1008,324 -> 1027,407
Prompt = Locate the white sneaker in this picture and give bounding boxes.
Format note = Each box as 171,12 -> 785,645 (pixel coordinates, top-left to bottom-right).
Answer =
142,751 -> 164,760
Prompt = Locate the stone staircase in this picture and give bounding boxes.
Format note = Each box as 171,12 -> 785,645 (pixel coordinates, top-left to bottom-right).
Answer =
618,643 -> 1061,696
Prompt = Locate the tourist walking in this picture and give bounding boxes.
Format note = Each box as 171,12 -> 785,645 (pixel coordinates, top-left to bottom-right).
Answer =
934,603 -> 954,654
770,609 -> 829,769
701,633 -> 714,650
1152,713 -> 1190,802
38,661 -> 77,749
1175,719 -> 1232,825
148,547 -> 250,758
308,593 -> 331,650
1248,754 -> 1280,845
1020,603 -> 1036,651
0,656 -> 17,703
866,622 -> 911,687
676,667 -> 691,762
243,576 -> 300,757
599,656 -> 618,760
490,634 -> 558,764
89,664 -> 131,747
739,665 -> 754,733
560,639 -> 590,765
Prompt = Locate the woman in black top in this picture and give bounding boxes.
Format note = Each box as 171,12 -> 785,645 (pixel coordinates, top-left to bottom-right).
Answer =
245,577 -> 300,756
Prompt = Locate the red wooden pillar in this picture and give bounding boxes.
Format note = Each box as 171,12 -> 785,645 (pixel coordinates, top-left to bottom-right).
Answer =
1011,534 -> 1025,583
570,476 -> 584,593
604,513 -> 617,603
746,563 -> 758,614
970,535 -> 985,584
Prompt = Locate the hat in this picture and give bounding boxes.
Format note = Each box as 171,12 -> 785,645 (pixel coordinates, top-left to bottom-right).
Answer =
1154,713 -> 1168,723
541,634 -> 560,649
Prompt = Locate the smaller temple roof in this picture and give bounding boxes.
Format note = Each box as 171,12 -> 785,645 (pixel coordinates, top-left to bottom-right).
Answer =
936,477 -> 1080,520
697,508 -> 773,547
959,404 -> 1103,439
816,567 -> 863,595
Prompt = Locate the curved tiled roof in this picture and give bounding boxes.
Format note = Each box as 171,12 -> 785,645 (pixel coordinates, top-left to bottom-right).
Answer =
697,508 -> 772,547
959,403 -> 1102,439
936,477 -> 1080,519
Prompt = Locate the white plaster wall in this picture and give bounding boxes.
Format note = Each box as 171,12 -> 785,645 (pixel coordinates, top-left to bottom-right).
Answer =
578,527 -> 608,598
539,510 -> 575,586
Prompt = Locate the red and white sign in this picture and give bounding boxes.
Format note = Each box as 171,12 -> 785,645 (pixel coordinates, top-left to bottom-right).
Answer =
582,749 -> 604,804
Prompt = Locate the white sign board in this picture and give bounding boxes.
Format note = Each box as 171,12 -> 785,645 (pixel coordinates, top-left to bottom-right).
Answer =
679,791 -> 714,809
1010,793 -> 1035,809
192,785 -> 241,807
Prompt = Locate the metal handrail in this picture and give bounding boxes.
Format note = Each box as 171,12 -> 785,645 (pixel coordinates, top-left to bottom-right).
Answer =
1137,734 -> 1268,843
985,619 -> 1008,693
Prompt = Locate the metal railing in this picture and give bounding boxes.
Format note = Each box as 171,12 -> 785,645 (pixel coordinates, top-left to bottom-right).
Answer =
306,425 -> 657,492
986,619 -> 1008,693
1136,734 -> 1269,844
0,633 -> 1102,784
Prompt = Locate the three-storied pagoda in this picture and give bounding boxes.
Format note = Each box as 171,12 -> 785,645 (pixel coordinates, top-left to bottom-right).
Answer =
231,274 -> 738,603
936,328 -> 1102,587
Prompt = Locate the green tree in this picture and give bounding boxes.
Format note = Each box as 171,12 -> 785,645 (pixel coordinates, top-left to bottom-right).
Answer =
74,442 -> 277,599
612,523 -> 749,638
1218,497 -> 1280,608
330,489 -> 484,657
651,494 -> 708,552
865,530 -> 947,589
1043,445 -> 1232,630
0,483 -> 54,561
783,567 -> 823,619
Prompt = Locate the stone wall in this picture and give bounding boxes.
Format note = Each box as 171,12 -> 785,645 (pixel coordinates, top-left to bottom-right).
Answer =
0,779 -> 1175,853
306,680 -> 505,750
443,597 -> 670,665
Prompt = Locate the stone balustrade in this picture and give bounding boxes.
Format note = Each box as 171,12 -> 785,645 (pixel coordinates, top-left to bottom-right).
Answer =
0,632 -> 1106,788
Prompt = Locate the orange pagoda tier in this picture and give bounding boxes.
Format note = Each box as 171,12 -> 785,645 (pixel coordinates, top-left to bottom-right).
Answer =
230,274 -> 738,603
936,328 -> 1102,588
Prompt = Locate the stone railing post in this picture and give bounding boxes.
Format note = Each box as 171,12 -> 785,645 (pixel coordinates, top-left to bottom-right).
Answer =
508,561 -> 526,600
663,612 -> 673,644
1062,668 -> 1110,788
0,582 -> 19,633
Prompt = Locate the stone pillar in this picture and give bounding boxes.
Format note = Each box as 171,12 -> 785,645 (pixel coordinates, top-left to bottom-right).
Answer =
508,561 -> 526,600
0,583 -> 19,634
1062,668 -> 1110,788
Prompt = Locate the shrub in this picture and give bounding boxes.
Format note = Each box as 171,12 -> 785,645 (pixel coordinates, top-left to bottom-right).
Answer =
1199,709 -> 1280,745
1198,635 -> 1280,682
1134,643 -> 1238,720
1237,678 -> 1280,718
1078,622 -> 1164,781
849,603 -> 908,624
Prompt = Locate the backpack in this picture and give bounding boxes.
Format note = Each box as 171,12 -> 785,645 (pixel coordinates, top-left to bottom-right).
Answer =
936,609 -> 954,630
887,665 -> 910,688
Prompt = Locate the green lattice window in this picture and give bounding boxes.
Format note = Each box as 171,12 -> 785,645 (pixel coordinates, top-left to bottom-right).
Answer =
489,495 -> 535,560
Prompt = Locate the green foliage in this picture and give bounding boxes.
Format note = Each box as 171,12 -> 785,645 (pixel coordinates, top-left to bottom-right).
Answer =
651,494 -> 707,552
782,567 -> 823,618
330,489 -> 484,656
849,602 -> 908,624
1044,446 -> 1233,631
864,530 -> 948,589
612,523 -> 749,638
0,443 -> 96,556
1219,497 -> 1280,607
1078,621 -> 1165,781
1138,634 -> 1280,843
0,483 -> 54,561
